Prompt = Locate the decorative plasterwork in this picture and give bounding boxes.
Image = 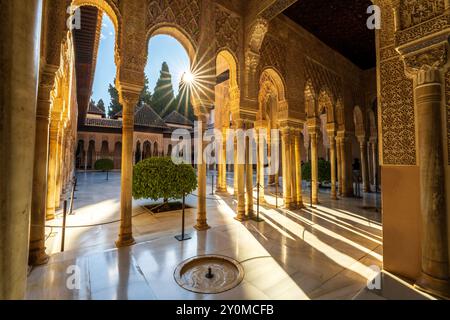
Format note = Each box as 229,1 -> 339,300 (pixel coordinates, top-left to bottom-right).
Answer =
215,5 -> 241,56
259,34 -> 287,78
399,0 -> 445,30
260,0 -> 298,20
146,0 -> 201,44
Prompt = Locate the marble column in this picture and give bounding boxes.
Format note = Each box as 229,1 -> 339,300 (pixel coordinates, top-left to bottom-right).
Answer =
0,0 -> 43,299
245,127 -> 254,219
309,128 -> 319,204
289,129 -> 297,208
257,127 -> 266,204
116,91 -> 138,247
371,140 -> 378,189
195,116 -> 210,230
338,134 -> 349,197
328,129 -> 338,200
294,130 -> 303,207
413,66 -> 450,298
54,123 -> 65,209
336,137 -> 342,196
233,136 -> 238,196
281,128 -> 293,208
217,129 -> 227,193
235,120 -> 246,220
46,116 -> 60,220
29,75 -> 56,266
358,137 -> 371,193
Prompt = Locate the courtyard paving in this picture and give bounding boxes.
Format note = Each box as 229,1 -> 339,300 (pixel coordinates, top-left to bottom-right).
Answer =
27,171 -> 389,299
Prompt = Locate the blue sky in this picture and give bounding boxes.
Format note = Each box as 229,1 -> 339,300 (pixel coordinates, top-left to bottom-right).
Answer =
91,14 -> 191,112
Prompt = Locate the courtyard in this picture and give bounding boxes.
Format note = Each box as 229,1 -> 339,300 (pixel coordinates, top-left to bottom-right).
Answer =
28,171 -> 387,299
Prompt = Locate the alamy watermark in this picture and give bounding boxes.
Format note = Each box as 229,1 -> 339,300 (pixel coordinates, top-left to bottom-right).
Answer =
367,5 -> 381,30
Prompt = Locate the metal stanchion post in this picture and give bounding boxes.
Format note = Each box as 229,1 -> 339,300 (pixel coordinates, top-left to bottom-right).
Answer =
61,200 -> 68,252
175,193 -> 191,241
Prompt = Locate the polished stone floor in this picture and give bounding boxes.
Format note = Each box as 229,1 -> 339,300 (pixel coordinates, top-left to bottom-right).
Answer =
27,171 -> 387,300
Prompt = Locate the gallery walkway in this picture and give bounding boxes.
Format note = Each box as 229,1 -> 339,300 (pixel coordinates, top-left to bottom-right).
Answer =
25,171 -> 407,299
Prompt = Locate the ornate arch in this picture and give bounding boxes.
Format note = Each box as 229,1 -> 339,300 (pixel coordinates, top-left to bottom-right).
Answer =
304,79 -> 317,118
71,0 -> 121,65
146,25 -> 197,64
318,88 -> 335,123
217,49 -> 239,89
353,106 -> 365,137
368,110 -> 377,139
258,68 -> 287,126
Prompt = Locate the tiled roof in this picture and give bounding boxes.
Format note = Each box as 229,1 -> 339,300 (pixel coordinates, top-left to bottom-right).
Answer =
87,103 -> 106,116
163,111 -> 193,126
85,118 -> 122,128
85,104 -> 168,129
134,104 -> 167,128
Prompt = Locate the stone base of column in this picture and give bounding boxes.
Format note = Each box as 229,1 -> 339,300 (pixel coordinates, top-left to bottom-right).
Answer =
194,219 -> 210,231
115,233 -> 135,248
216,187 -> 228,194
28,244 -> 49,266
46,208 -> 55,221
284,202 -> 296,210
331,195 -> 338,200
234,209 -> 248,221
312,198 -> 319,205
414,272 -> 450,299
296,201 -> 304,208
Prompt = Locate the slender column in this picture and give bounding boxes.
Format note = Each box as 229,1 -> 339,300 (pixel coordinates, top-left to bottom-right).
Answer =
54,124 -> 65,209
413,67 -> 450,298
116,91 -> 138,247
294,130 -> 303,206
328,129 -> 338,200
46,117 -> 60,220
29,77 -> 55,266
336,137 -> 342,196
245,126 -> 254,218
289,129 -> 297,208
195,116 -> 210,230
257,127 -> 266,204
84,151 -> 88,171
338,134 -> 349,197
367,142 -> 374,185
281,128 -> 292,208
371,140 -> 378,189
235,120 -> 246,220
309,129 -> 319,204
0,0 -> 43,299
358,137 -> 371,193
217,129 -> 227,192
233,136 -> 238,195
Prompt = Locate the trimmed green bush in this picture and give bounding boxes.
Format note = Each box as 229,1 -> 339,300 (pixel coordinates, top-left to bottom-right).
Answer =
133,157 -> 197,202
94,158 -> 114,180
301,159 -> 331,184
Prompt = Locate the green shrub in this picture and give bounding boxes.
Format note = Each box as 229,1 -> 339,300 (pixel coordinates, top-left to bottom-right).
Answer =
94,158 -> 114,180
133,157 -> 197,202
301,159 -> 331,183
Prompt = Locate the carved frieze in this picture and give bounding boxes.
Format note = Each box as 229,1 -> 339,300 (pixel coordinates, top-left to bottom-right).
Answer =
215,6 -> 241,55
400,0 -> 445,29
146,0 -> 201,43
259,35 -> 286,78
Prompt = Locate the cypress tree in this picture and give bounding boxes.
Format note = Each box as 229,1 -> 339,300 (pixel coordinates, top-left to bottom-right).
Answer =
107,82 -> 122,118
151,62 -> 176,117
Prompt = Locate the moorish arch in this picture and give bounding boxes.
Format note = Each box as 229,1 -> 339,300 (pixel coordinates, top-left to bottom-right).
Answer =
214,49 -> 240,193
304,79 -> 317,118
146,25 -> 196,67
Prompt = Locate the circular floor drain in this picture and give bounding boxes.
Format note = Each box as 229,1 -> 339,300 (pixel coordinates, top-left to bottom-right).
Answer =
174,255 -> 244,294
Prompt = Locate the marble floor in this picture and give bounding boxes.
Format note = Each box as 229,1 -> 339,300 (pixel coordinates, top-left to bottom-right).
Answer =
27,171 -> 387,300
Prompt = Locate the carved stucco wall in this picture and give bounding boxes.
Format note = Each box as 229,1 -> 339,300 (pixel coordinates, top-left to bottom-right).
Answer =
214,4 -> 242,57
377,0 -> 416,165
256,15 -> 374,131
146,0 -> 202,44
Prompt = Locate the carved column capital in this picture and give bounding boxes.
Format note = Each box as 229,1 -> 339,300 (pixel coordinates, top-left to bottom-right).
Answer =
401,43 -> 448,84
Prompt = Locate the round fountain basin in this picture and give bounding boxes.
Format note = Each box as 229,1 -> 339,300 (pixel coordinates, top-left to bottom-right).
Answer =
174,255 -> 244,294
